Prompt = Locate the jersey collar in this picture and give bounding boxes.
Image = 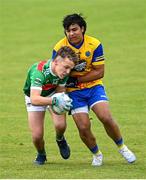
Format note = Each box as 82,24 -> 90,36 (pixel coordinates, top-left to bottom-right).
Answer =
68,38 -> 84,49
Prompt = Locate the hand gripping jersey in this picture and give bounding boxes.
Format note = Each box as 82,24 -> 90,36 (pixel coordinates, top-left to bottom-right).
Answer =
23,59 -> 68,97
52,35 -> 105,92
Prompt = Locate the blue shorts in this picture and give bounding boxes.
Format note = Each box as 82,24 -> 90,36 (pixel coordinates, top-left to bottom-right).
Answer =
68,85 -> 108,114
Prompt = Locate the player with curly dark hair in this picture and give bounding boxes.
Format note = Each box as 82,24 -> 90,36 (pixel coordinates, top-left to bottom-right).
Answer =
52,13 -> 136,166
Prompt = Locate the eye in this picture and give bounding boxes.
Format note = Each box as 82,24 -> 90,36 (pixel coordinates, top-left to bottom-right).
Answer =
64,65 -> 69,69
72,28 -> 77,31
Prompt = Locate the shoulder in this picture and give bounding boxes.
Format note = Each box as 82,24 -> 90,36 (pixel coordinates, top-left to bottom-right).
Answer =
31,61 -> 48,78
54,37 -> 67,51
85,35 -> 101,47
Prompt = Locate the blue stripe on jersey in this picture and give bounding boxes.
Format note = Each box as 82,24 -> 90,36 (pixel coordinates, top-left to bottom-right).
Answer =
92,44 -> 104,63
52,50 -> 57,59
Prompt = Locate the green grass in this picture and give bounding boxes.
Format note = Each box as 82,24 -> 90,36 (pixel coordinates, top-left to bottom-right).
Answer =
0,0 -> 146,178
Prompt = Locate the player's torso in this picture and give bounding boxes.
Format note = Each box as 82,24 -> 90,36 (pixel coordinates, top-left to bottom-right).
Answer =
54,35 -> 103,91
55,35 -> 100,76
27,60 -> 62,96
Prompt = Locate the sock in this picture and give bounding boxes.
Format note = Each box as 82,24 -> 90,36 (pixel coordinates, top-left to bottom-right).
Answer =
90,145 -> 100,155
56,134 -> 64,141
38,149 -> 46,155
115,138 -> 125,149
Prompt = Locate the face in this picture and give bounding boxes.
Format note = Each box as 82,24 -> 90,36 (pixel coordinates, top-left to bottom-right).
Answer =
65,24 -> 84,45
54,56 -> 75,79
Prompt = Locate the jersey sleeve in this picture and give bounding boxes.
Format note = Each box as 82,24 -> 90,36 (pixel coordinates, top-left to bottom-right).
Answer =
52,49 -> 57,59
92,44 -> 105,66
30,70 -> 45,91
52,38 -> 67,59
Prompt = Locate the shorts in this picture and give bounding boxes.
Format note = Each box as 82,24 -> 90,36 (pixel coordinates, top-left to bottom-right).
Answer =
68,85 -> 108,114
25,95 -> 48,112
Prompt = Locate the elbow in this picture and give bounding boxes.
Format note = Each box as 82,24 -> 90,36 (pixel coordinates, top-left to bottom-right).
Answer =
98,71 -> 104,79
94,67 -> 104,79
100,72 -> 104,79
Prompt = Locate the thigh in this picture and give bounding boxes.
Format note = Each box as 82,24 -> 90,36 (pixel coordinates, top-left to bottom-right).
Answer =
48,108 -> 66,128
92,101 -> 112,122
73,113 -> 91,130
28,111 -> 45,135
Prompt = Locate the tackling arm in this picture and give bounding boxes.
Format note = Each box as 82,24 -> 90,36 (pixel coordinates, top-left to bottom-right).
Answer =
66,64 -> 104,88
78,64 -> 104,83
55,86 -> 66,93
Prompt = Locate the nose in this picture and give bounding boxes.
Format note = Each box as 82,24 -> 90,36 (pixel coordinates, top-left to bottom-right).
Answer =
66,69 -> 70,74
69,30 -> 74,36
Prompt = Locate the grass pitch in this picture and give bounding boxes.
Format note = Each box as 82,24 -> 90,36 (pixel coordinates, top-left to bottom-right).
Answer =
0,0 -> 146,178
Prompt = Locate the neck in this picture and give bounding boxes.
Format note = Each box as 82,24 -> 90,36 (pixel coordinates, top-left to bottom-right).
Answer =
69,39 -> 84,49
50,61 -> 57,76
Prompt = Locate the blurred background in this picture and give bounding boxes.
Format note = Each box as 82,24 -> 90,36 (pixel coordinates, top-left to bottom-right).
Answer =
0,0 -> 146,178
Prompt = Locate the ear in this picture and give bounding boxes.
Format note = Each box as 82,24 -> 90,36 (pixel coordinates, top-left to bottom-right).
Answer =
54,58 -> 58,65
81,26 -> 84,33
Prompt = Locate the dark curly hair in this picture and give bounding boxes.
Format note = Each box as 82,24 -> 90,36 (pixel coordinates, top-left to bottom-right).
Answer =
63,13 -> 87,34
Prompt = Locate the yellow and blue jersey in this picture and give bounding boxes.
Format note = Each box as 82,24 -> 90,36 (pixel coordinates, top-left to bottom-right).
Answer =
52,35 -> 105,92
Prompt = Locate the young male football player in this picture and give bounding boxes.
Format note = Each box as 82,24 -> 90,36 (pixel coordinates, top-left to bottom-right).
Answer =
23,46 -> 78,165
52,13 -> 136,166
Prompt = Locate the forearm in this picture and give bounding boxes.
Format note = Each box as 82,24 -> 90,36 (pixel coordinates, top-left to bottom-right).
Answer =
55,86 -> 66,93
66,65 -> 104,88
31,95 -> 53,106
78,69 -> 104,83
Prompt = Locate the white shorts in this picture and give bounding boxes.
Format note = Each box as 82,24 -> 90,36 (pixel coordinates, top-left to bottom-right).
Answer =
24,95 -> 49,112
71,106 -> 88,115
71,100 -> 107,115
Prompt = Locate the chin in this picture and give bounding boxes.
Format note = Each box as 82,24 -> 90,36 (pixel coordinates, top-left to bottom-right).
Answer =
59,75 -> 64,79
70,39 -> 77,44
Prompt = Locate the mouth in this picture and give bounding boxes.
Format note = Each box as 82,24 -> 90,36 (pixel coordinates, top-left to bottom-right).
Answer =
70,36 -> 77,41
60,73 -> 66,79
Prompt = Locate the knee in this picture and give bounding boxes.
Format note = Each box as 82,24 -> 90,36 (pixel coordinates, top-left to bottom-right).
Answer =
78,124 -> 91,137
55,122 -> 66,132
32,132 -> 43,143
